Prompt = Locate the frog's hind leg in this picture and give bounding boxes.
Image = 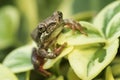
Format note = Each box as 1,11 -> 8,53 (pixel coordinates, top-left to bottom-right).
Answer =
31,48 -> 51,76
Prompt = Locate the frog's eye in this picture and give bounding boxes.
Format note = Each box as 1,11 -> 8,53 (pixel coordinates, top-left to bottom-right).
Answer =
38,24 -> 46,33
57,11 -> 63,19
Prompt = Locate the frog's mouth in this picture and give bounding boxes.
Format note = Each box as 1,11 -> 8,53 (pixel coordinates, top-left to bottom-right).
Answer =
48,24 -> 64,40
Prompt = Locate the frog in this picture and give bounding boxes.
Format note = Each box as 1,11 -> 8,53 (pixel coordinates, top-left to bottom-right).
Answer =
31,11 -> 86,76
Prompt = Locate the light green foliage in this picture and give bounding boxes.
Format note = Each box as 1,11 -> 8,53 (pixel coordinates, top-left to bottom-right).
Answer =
0,64 -> 18,80
44,1 -> 120,79
0,6 -> 20,49
105,66 -> 114,80
0,0 -> 120,80
3,44 -> 34,73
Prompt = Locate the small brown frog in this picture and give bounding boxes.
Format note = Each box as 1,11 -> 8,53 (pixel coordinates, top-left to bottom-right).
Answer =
31,11 -> 86,76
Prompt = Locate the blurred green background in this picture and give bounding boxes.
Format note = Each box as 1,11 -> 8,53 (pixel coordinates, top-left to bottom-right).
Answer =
0,0 -> 116,80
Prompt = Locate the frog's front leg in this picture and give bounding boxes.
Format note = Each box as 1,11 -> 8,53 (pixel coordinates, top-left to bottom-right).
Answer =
38,48 -> 56,59
31,48 -> 51,76
64,19 -> 87,35
38,42 -> 67,59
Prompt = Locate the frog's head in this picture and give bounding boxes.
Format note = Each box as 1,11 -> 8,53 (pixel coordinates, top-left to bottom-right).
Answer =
31,11 -> 64,44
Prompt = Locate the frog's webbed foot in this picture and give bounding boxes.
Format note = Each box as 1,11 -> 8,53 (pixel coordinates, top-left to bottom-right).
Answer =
64,19 -> 87,36
31,48 -> 51,76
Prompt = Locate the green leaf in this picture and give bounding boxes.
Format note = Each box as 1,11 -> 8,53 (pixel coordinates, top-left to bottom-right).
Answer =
0,6 -> 20,49
0,64 -> 18,80
106,12 -> 120,40
16,72 -> 27,80
105,66 -> 114,80
68,45 -> 98,80
93,0 -> 120,37
16,71 -> 30,80
47,75 -> 64,80
3,44 -> 34,73
57,21 -> 105,46
68,39 -> 119,80
67,68 -> 80,80
111,58 -> 120,77
87,48 -> 106,70
56,76 -> 64,80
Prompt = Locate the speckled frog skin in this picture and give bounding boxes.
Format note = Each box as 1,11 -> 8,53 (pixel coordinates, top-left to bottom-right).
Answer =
31,11 -> 86,76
